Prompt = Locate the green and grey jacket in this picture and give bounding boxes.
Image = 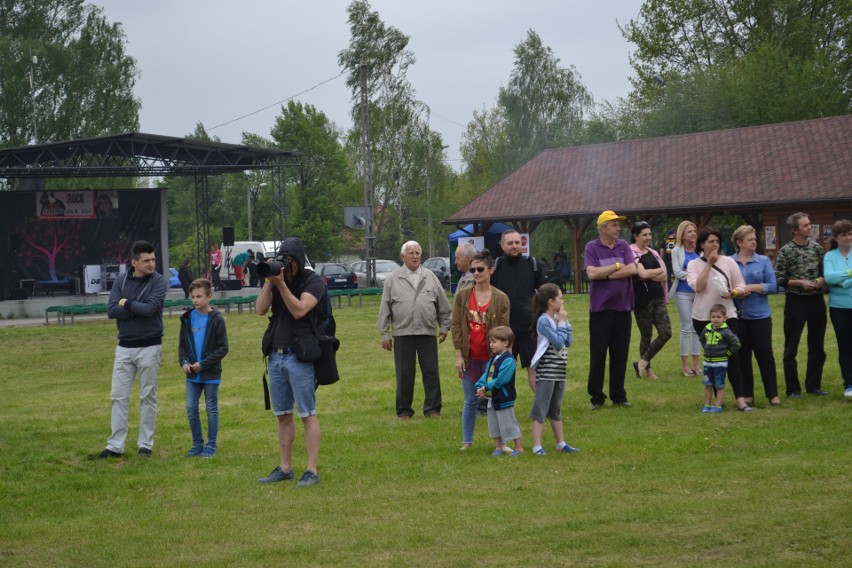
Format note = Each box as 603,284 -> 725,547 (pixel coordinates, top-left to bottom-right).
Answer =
699,323 -> 740,363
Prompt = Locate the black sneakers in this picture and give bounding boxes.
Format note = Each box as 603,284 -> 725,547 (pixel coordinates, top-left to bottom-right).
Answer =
138,448 -> 152,458
88,448 -> 122,460
257,466 -> 295,484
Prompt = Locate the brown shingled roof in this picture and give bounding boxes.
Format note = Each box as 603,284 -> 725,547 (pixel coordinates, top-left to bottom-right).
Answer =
446,115 -> 852,225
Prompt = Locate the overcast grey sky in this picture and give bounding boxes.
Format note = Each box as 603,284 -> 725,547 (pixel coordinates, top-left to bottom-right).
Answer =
90,0 -> 645,167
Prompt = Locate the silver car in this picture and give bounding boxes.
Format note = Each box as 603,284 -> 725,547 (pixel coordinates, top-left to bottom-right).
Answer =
352,259 -> 400,288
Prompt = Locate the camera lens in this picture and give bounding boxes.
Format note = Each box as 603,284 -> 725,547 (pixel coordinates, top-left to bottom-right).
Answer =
257,260 -> 282,278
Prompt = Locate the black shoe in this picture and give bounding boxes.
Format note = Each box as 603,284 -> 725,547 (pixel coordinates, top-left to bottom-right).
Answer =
632,361 -> 641,377
257,466 -> 294,484
788,392 -> 801,399
88,448 -> 122,460
138,447 -> 152,458
613,401 -> 633,408
807,388 -> 830,396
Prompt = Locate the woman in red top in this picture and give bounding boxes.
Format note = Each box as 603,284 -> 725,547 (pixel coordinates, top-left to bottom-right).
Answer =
451,250 -> 510,450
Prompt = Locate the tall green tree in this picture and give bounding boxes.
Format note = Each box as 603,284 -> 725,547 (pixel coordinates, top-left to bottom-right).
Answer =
0,0 -> 140,147
497,30 -> 593,169
338,0 -> 445,258
621,0 -> 851,133
269,101 -> 353,261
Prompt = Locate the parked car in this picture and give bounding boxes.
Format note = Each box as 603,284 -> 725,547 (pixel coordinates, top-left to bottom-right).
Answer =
352,259 -> 400,288
314,262 -> 358,290
423,256 -> 451,289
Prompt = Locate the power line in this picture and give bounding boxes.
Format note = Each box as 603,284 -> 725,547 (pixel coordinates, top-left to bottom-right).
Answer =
207,72 -> 346,132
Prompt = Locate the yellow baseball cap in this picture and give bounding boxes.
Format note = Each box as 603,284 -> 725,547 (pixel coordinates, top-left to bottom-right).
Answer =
597,210 -> 627,225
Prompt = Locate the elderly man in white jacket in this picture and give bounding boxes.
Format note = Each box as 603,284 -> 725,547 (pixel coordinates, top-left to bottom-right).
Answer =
379,241 -> 452,420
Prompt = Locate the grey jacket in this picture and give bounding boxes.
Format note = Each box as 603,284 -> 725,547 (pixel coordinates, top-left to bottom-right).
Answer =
108,270 -> 168,346
378,267 -> 452,340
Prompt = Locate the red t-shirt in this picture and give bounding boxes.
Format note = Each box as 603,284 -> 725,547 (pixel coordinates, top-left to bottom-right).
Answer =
468,291 -> 491,360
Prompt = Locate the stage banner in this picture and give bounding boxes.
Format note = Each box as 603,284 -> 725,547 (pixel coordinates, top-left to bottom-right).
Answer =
1,189 -> 162,294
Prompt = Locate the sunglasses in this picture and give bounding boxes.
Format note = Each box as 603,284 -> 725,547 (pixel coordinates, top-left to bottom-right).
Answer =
469,266 -> 488,273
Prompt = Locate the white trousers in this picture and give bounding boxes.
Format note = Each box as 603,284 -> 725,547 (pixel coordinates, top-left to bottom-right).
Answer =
106,344 -> 162,453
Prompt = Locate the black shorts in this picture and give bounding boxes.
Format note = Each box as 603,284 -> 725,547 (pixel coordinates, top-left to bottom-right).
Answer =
512,335 -> 536,369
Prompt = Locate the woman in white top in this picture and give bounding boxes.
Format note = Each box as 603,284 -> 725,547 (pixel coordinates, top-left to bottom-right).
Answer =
687,226 -> 750,412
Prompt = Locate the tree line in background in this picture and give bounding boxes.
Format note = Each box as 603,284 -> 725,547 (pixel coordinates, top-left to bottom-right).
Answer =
2,0 -> 849,266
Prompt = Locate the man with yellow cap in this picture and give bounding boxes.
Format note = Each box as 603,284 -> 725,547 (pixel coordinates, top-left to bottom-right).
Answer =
584,211 -> 637,409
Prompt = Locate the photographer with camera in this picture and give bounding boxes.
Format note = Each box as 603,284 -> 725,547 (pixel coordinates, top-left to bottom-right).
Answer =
255,238 -> 324,487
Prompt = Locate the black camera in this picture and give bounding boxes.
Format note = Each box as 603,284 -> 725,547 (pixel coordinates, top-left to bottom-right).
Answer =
257,257 -> 291,278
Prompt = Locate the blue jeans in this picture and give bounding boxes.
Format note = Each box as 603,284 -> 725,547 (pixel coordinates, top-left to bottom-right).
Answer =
461,359 -> 487,445
268,351 -> 316,417
186,381 -> 219,451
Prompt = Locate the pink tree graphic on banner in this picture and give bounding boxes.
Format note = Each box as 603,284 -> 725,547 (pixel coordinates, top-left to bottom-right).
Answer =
16,218 -> 85,281
101,233 -> 134,266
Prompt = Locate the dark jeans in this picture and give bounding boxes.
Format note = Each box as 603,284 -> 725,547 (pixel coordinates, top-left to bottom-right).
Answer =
829,307 -> 852,388
588,310 -> 631,405
393,335 -> 442,417
738,317 -> 779,400
782,294 -> 826,394
211,265 -> 223,291
693,318 -> 744,399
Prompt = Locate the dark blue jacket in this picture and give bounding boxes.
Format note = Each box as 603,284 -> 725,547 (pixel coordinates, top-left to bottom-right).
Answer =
178,308 -> 229,381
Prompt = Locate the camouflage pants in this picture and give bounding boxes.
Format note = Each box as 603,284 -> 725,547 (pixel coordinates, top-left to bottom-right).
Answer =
634,298 -> 672,362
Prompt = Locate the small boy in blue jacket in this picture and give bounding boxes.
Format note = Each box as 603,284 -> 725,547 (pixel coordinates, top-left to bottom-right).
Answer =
178,279 -> 229,457
476,326 -> 525,456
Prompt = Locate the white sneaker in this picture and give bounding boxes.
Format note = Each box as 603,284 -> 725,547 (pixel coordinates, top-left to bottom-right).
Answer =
844,386 -> 852,399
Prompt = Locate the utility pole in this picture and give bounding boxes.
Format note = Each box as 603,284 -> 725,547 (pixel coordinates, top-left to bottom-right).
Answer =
360,59 -> 375,286
28,55 -> 38,144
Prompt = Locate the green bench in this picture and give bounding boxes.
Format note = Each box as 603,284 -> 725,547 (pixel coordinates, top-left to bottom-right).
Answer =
327,287 -> 383,308
58,304 -> 109,325
164,298 -> 193,317
45,305 -> 64,325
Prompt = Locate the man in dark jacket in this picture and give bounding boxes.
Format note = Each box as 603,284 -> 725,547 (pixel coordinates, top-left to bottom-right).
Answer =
490,229 -> 544,392
91,241 -> 168,459
255,238 -> 325,487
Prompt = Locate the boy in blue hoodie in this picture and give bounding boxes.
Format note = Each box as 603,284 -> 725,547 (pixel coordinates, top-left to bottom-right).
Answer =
476,326 -> 525,456
178,279 -> 229,457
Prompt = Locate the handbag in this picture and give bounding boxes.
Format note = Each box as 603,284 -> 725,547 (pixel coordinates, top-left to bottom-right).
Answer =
314,335 -> 340,385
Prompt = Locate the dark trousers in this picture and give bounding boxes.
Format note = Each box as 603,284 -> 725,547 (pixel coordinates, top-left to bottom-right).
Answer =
829,307 -> 852,388
588,310 -> 631,405
693,318 -> 744,399
738,317 -> 779,400
782,294 -> 826,394
393,335 -> 442,417
211,266 -> 223,291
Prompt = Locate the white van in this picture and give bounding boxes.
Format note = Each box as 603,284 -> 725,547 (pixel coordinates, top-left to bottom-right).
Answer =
221,241 -> 266,280
261,240 -> 313,271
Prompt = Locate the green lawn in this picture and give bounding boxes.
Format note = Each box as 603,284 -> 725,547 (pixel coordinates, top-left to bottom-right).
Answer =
0,295 -> 848,567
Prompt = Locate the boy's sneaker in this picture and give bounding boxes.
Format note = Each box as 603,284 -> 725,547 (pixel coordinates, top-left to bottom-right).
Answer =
297,470 -> 320,487
701,405 -> 713,413
257,466 -> 294,484
185,447 -> 203,457
710,406 -> 724,413
844,386 -> 852,399
556,443 -> 581,454
533,448 -> 546,456
509,449 -> 524,456
200,448 -> 216,458
138,448 -> 152,458
491,449 -> 504,457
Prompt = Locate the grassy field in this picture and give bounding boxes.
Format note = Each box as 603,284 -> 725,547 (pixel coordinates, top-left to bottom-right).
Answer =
0,294 -> 849,567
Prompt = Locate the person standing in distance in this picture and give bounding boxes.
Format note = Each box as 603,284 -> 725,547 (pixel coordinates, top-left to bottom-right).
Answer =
379,241 -> 452,419
454,242 -> 477,294
90,240 -> 168,459
584,211 -> 637,409
490,230 -> 544,392
774,212 -> 829,398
